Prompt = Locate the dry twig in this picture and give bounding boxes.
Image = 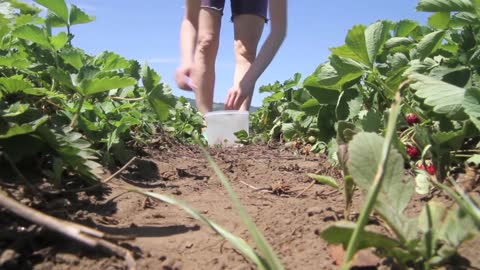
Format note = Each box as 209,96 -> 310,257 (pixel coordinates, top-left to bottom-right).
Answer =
0,189 -> 136,270
295,180 -> 316,198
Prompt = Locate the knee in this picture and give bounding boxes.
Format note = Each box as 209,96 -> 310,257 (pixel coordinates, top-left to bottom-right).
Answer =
196,33 -> 219,57
234,39 -> 257,63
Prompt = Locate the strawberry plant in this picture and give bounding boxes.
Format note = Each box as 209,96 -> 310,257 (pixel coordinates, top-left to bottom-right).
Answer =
0,0 -> 203,185
253,0 -> 480,184
250,73 -> 323,146
321,91 -> 479,269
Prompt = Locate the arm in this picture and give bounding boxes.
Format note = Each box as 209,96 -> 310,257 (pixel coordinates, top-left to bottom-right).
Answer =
225,0 -> 287,109
243,0 -> 287,85
176,0 -> 200,90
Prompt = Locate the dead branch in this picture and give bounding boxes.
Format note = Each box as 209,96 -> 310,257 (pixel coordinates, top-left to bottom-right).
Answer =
0,189 -> 136,270
66,156 -> 137,193
295,180 -> 316,198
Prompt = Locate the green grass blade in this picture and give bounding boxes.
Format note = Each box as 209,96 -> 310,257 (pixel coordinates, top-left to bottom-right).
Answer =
199,145 -> 284,270
432,180 -> 480,224
341,91 -> 402,269
307,173 -> 339,189
128,188 -> 268,269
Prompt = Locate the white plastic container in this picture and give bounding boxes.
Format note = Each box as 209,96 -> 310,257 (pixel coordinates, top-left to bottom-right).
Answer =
204,110 -> 249,146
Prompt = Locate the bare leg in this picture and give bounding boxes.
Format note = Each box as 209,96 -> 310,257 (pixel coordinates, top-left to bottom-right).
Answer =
232,15 -> 264,111
192,8 -> 222,114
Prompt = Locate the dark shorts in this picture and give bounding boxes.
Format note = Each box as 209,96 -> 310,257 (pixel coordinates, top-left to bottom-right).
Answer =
200,0 -> 269,22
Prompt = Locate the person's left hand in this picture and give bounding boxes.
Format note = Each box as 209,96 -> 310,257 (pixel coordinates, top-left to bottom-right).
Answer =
224,81 -> 254,110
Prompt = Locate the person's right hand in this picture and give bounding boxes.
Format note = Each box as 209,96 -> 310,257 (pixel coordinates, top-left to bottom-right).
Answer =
175,65 -> 194,91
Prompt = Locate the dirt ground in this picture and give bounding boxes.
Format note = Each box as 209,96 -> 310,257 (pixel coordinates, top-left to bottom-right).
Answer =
0,142 -> 479,270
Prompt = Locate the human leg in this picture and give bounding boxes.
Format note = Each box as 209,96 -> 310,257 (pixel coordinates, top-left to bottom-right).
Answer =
231,14 -> 265,111
191,3 -> 222,114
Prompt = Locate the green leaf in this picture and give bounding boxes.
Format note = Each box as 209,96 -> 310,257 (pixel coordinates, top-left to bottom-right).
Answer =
305,63 -> 343,91
284,109 -> 305,122
330,44 -> 366,65
404,58 -> 438,76
415,30 -> 445,60
385,37 -> 413,49
432,130 -> 465,149
37,128 -> 102,181
69,4 -> 95,25
148,84 -> 175,121
280,123 -> 295,140
0,55 -> 30,69
336,88 -> 362,121
0,116 -> 48,139
364,21 -> 389,65
345,24 -> 370,66
344,21 -> 389,67
12,24 -> 50,48
429,66 -> 470,88
320,221 -> 402,250
125,60 -> 141,80
304,78 -> 340,105
329,55 -> 366,85
347,132 -> 417,241
80,76 -> 137,96
409,73 -> 465,118
94,51 -> 130,71
46,12 -> 67,27
60,47 -> 85,71
34,0 -> 68,23
361,111 -> 382,132
439,204 -> 478,248
389,53 -> 409,71
0,76 -> 33,93
428,12 -> 451,29
50,31 -> 68,50
14,14 -> 44,27
463,88 -> 480,131
394,20 -> 419,37
451,12 -> 479,26
307,173 -> 339,189
1,102 -> 30,117
142,63 -> 160,92
416,0 -> 473,12
48,67 -> 76,89
317,105 -> 337,142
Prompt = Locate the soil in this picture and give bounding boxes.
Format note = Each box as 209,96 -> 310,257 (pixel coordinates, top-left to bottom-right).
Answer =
0,141 -> 479,270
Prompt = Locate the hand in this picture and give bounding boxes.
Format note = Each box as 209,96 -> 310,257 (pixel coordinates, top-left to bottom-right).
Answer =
175,65 -> 194,91
224,81 -> 254,110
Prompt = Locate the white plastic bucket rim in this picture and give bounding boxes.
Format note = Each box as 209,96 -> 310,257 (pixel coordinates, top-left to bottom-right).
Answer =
205,110 -> 249,117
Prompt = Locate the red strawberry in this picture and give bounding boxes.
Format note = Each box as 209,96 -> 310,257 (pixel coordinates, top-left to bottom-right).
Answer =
416,163 -> 425,170
406,145 -> 419,158
426,164 -> 435,175
406,113 -> 420,125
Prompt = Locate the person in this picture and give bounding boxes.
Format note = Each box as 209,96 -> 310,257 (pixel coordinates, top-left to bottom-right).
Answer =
175,0 -> 287,114
175,0 -> 200,91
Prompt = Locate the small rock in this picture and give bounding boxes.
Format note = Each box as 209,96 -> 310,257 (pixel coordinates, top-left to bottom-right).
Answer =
307,206 -> 324,216
185,242 -> 194,249
172,189 -> 182,195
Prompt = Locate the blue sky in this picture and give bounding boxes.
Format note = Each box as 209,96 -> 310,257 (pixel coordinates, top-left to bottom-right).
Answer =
36,0 -> 428,106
